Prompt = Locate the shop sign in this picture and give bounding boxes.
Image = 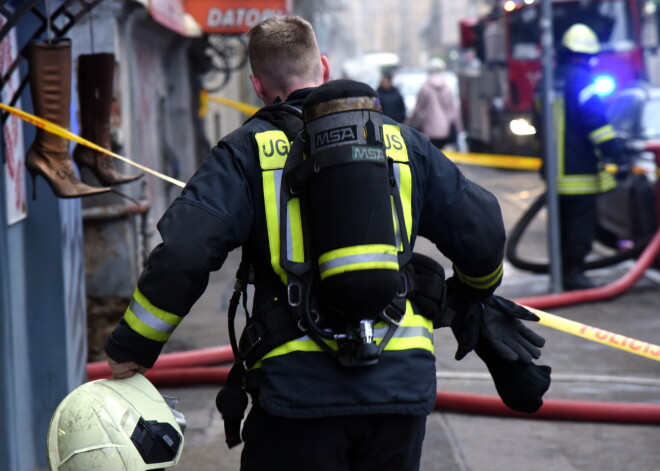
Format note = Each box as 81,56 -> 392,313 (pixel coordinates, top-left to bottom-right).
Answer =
185,0 -> 289,34
1,16 -> 27,225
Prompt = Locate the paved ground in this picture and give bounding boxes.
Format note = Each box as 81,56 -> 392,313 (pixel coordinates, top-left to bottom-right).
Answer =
158,164 -> 660,471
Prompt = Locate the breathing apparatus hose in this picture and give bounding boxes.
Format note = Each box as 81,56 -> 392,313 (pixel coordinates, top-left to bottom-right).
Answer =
505,192 -> 652,273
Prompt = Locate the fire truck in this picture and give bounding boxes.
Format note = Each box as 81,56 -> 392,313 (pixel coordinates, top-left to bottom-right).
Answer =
457,0 -> 651,156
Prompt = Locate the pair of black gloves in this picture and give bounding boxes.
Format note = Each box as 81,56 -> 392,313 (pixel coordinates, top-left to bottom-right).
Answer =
405,253 -> 551,412
445,277 -> 551,413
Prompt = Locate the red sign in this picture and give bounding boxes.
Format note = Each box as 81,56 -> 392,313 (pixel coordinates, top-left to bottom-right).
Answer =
185,0 -> 289,34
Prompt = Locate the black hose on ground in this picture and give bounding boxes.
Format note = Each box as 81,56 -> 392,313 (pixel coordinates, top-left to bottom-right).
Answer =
505,192 -> 651,273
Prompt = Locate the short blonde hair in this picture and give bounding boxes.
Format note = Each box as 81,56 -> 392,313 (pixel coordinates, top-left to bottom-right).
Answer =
247,16 -> 322,91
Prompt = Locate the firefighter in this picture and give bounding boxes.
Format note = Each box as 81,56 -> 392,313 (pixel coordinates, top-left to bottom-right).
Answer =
538,23 -> 627,291
104,16 -> 547,470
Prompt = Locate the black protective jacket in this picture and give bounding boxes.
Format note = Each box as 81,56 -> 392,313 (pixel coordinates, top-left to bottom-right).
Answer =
105,87 -> 506,417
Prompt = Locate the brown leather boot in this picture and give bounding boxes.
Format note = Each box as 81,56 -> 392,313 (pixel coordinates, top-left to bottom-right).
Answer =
73,53 -> 143,186
24,39 -> 111,199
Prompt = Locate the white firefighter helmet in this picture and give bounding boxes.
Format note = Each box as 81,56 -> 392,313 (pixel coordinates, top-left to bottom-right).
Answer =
561,23 -> 600,55
47,373 -> 184,470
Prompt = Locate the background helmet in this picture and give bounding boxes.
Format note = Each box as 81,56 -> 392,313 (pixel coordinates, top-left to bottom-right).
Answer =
561,23 -> 600,55
47,373 -> 184,470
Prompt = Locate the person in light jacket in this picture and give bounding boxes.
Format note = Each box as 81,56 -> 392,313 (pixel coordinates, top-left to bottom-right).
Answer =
408,57 -> 461,150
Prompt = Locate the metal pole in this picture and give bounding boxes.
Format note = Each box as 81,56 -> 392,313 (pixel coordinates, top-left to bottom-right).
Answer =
540,0 -> 563,292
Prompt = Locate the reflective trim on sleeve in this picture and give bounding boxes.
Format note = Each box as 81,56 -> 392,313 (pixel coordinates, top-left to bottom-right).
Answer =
124,288 -> 183,342
454,261 -> 503,291
589,124 -> 617,145
318,244 -> 399,280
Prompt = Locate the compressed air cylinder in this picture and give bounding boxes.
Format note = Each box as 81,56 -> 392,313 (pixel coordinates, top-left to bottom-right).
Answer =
301,80 -> 400,321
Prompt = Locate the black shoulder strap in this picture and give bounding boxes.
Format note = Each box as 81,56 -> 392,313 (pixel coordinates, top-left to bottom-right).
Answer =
247,103 -> 303,141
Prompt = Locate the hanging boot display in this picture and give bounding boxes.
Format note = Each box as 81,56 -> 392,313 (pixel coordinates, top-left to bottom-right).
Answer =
73,52 -> 143,186
24,38 -> 111,199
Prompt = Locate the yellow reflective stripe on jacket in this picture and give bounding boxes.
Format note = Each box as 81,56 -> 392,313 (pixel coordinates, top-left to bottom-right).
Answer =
318,244 -> 399,280
384,124 -> 412,245
454,261 -> 503,291
589,124 -> 617,145
124,288 -> 183,342
557,171 -> 617,194
256,130 -> 290,284
251,301 -> 433,368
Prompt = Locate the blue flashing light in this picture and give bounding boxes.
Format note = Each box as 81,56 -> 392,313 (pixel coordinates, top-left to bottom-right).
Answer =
593,75 -> 616,97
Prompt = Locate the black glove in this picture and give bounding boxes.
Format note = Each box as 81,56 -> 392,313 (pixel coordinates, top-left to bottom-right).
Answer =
481,296 -> 545,363
475,337 -> 552,413
447,278 -> 545,363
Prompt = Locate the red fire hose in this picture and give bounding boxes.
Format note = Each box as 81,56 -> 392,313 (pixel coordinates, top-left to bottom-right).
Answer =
515,227 -> 660,310
87,361 -> 660,425
86,345 -> 235,379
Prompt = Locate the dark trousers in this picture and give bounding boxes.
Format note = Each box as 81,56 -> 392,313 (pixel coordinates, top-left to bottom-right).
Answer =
559,193 -> 597,274
240,402 -> 427,471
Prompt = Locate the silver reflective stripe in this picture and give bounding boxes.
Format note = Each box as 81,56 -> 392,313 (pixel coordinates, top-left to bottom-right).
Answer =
391,163 -> 403,247
279,324 -> 432,343
129,298 -> 177,334
319,252 -> 399,273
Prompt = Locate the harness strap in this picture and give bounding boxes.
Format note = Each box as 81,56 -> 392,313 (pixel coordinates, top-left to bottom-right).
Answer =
238,305 -> 303,367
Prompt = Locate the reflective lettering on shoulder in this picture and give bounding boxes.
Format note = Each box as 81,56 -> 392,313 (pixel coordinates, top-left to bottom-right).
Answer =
352,146 -> 385,162
383,124 -> 408,162
256,130 -> 289,170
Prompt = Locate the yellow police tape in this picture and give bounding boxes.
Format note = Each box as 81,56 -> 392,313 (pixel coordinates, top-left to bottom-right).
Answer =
0,102 -> 186,188
527,306 -> 660,362
443,151 -> 542,171
200,90 -> 260,117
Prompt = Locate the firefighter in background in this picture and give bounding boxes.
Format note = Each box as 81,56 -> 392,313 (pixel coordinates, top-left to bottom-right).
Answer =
537,23 -> 627,291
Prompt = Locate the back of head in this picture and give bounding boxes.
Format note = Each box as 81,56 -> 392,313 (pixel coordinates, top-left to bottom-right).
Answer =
561,23 -> 600,55
247,16 -> 322,92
